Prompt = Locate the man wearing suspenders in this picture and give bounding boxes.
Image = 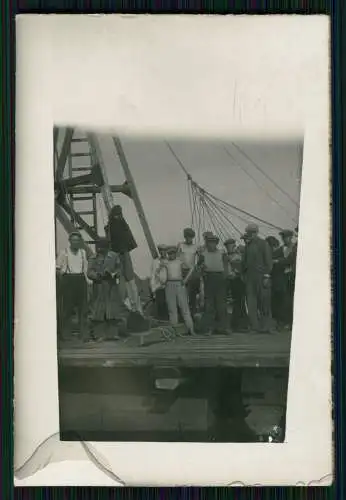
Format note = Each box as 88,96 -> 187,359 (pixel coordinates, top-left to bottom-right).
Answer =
56,231 -> 92,341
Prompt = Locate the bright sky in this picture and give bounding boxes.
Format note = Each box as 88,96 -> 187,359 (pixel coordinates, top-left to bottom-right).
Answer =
56,130 -> 302,278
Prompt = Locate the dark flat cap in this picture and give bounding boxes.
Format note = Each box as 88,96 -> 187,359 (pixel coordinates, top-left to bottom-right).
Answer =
224,238 -> 236,246
184,227 -> 195,237
205,234 -> 219,243
69,231 -> 82,240
245,223 -> 259,234
96,238 -> 109,249
166,245 -> 178,253
110,205 -> 123,215
203,231 -> 214,239
279,229 -> 294,237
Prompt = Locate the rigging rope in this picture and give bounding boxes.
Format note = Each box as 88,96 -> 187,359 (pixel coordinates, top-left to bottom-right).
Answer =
165,141 -> 191,179
193,179 -> 267,238
203,196 -> 237,238
198,190 -> 231,238
223,145 -> 296,223
230,142 -> 299,209
194,181 -> 236,241
165,140 -> 291,236
201,197 -> 226,241
191,183 -> 198,229
203,189 -> 284,232
187,180 -> 194,228
204,199 -> 229,241
200,191 -> 224,239
203,189 -> 281,233
197,189 -> 222,241
202,191 -> 242,237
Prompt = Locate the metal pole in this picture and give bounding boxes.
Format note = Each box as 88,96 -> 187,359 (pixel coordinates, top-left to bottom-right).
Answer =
55,127 -> 74,181
62,184 -> 132,196
87,133 -> 114,214
112,136 -> 158,259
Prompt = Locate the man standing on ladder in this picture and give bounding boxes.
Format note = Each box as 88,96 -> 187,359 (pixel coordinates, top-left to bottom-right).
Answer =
106,205 -> 143,315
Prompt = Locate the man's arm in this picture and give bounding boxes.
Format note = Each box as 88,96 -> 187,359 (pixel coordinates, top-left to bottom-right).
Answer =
82,251 -> 93,284
222,252 -> 229,276
104,251 -> 121,276
263,240 -> 273,276
183,264 -> 195,285
286,244 -> 297,272
56,250 -> 66,274
87,256 -> 99,281
150,260 -> 158,292
274,246 -> 286,268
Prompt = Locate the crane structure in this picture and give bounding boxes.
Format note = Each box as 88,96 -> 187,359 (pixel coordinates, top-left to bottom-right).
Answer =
54,126 -> 158,260
54,127 -> 159,312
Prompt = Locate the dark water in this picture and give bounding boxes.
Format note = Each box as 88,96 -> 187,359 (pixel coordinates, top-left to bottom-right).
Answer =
58,366 -> 288,443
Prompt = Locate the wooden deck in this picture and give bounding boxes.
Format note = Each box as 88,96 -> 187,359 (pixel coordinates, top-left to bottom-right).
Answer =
58,330 -> 292,368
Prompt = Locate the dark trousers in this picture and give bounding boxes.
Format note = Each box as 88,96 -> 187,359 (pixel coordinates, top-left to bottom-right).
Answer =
271,285 -> 283,324
272,273 -> 295,327
182,269 -> 200,316
281,274 -> 295,327
59,274 -> 88,339
202,272 -> 228,332
228,276 -> 248,330
119,252 -> 135,281
154,288 -> 169,320
245,273 -> 272,332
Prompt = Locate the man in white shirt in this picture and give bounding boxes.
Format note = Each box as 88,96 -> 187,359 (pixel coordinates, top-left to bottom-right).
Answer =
150,244 -> 169,320
177,228 -> 200,315
56,231 -> 92,341
160,245 -> 195,335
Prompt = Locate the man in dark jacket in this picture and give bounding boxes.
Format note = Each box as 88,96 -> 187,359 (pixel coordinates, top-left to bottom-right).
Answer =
106,205 -> 142,314
198,234 -> 229,334
265,236 -> 281,325
223,238 -> 247,331
273,229 -> 297,329
242,223 -> 273,333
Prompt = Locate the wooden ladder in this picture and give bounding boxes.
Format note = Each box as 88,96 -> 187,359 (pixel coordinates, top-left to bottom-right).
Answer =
67,133 -> 99,251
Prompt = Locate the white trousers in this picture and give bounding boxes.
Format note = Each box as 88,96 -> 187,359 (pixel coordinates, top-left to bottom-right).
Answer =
165,281 -> 194,332
125,279 -> 143,314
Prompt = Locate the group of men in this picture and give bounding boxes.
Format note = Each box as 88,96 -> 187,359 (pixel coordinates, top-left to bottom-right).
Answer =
56,202 -> 298,341
150,224 -> 298,335
56,205 -> 146,342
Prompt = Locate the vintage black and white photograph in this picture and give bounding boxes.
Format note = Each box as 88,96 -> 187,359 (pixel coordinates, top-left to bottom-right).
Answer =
54,128 -> 302,443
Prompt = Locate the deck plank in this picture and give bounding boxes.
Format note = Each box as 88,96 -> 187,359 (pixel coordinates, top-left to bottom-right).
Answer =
58,331 -> 292,368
